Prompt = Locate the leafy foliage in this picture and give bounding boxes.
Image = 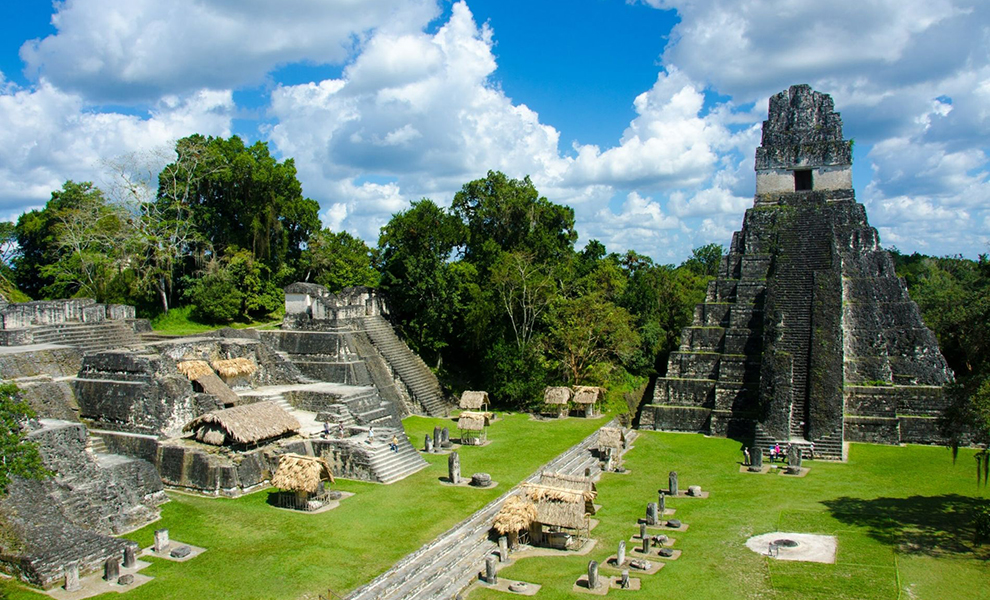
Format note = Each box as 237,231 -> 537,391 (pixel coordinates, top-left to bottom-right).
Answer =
0,383 -> 49,495
303,229 -> 379,292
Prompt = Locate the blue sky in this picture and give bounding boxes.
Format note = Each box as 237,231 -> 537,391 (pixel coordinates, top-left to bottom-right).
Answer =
1,0 -> 988,263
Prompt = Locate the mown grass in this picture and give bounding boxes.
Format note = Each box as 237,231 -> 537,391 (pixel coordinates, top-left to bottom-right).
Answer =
468,433 -> 990,600
149,305 -> 282,336
3,420 -> 987,600
0,413 -> 602,600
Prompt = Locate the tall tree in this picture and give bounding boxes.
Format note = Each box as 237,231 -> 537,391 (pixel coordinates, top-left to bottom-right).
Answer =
302,229 -> 379,292
377,199 -> 467,361
451,170 -> 577,271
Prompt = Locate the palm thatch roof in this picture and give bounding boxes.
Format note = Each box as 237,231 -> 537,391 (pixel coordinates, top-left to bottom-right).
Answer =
459,390 -> 490,410
270,453 -> 335,493
177,360 -> 213,380
211,357 -> 257,378
522,484 -> 593,529
492,495 -> 538,534
183,401 -> 300,445
543,386 -> 572,405
458,411 -> 491,431
572,386 -> 605,404
598,427 -> 625,450
539,471 -> 597,494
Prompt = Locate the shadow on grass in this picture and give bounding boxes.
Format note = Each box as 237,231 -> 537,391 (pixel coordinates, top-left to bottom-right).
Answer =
823,494 -> 988,558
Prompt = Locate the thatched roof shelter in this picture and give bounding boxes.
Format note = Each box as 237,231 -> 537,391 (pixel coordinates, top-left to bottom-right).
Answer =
211,357 -> 257,378
177,360 -> 241,406
539,471 -> 597,495
572,386 -> 605,405
457,411 -> 491,431
492,495 -> 538,535
598,427 -> 626,451
543,387 -> 572,405
522,484 -> 593,530
459,390 -> 490,410
271,453 -> 334,493
177,360 -> 213,380
183,401 -> 300,446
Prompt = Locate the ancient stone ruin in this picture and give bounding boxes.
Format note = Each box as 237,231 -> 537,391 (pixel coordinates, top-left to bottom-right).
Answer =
0,285 -> 453,587
640,85 -> 954,459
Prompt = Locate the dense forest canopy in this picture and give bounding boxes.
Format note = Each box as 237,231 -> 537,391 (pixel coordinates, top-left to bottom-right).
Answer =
4,139 -> 989,448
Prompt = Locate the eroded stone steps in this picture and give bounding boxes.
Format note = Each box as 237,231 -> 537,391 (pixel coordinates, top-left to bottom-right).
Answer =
360,316 -> 448,417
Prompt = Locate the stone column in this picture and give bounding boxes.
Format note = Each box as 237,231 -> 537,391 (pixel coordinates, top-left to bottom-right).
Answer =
620,569 -> 630,589
668,471 -> 678,496
154,528 -> 169,553
433,426 -> 442,452
658,491 -> 666,516
641,535 -> 651,554
448,451 -> 461,485
616,540 -> 626,566
441,427 -> 450,447
788,445 -> 802,470
587,560 -> 600,589
498,536 -> 509,562
104,557 -> 120,582
749,447 -> 764,471
485,555 -> 498,584
123,545 -> 137,568
585,403 -> 594,418
64,564 -> 81,592
639,523 -> 647,540
646,502 -> 659,526
425,434 -> 433,453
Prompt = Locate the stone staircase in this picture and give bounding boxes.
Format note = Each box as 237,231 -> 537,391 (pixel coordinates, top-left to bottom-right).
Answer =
359,315 -> 449,417
364,431 -> 430,484
30,321 -> 142,353
86,434 -> 108,456
345,422 -> 623,600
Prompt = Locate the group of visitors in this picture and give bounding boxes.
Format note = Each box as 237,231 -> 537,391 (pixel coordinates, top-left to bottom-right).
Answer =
742,441 -> 814,466
321,421 -> 399,452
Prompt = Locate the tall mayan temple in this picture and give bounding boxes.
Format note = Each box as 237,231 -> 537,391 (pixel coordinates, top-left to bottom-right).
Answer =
639,85 -> 954,459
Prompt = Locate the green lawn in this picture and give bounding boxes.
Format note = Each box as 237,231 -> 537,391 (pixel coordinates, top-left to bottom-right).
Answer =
468,432 -> 990,600
1,413 -> 603,600
3,420 -> 987,600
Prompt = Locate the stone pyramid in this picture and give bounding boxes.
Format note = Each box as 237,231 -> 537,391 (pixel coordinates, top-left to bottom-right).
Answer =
639,85 -> 954,459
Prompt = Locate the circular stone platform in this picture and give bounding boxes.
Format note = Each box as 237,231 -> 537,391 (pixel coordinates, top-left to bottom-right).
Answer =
745,532 -> 837,563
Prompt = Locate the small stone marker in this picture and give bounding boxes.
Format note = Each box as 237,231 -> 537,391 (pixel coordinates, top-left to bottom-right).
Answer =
118,573 -> 135,586
433,426 -> 442,452
646,502 -> 659,526
641,535 -> 651,554
658,547 -> 674,558
669,471 -> 678,496
749,447 -> 763,471
441,427 -> 451,448
448,451 -> 461,484
425,434 -> 433,453
123,545 -> 137,568
630,559 -> 651,570
616,540 -> 626,566
154,528 -> 169,553
498,536 -> 509,561
620,570 -> 630,589
587,560 -> 600,589
639,522 -> 647,540
508,582 -> 528,593
667,518 -> 682,529
471,472 -> 492,487
170,545 -> 191,559
485,554 -> 498,584
787,446 -> 802,473
104,557 -> 120,582
687,485 -> 702,497
64,563 -> 81,592
658,491 -> 666,515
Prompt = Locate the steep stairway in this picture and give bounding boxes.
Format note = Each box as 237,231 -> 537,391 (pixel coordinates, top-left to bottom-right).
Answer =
359,315 -> 449,417
30,321 -> 142,353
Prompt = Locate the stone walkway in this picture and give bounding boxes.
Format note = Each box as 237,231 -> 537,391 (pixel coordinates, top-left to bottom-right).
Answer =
345,420 -> 630,600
